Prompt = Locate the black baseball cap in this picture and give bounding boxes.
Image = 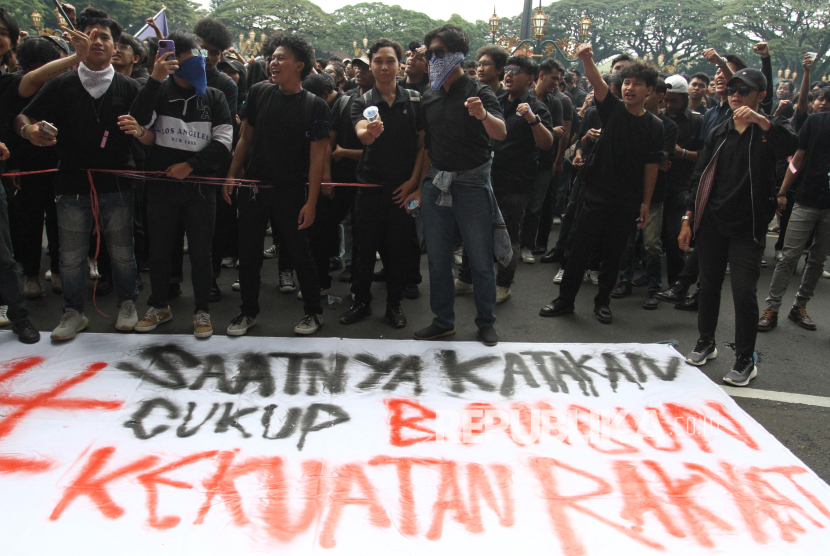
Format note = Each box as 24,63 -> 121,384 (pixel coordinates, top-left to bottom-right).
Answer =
727,68 -> 767,91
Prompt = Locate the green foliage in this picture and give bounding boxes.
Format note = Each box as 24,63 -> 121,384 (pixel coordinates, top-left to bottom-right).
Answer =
211,0 -> 332,43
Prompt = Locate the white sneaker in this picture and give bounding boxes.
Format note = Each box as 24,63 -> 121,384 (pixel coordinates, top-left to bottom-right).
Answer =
263,245 -> 278,259
227,313 -> 256,336
45,269 -> 52,281
453,246 -> 463,266
454,278 -> 474,295
520,248 -> 535,264
265,225 -> 272,236
295,313 -> 322,335
775,250 -> 783,261
297,287 -> 331,300
221,257 -> 238,268
231,280 -> 241,291
51,309 -> 88,341
553,216 -> 562,225
824,270 -> 830,279
587,270 -> 599,286
135,306 -> 172,332
115,300 -> 139,331
88,258 -> 100,279
279,271 -> 296,293
0,305 -> 9,327
24,276 -> 43,299
496,286 -> 511,304
553,268 -> 564,284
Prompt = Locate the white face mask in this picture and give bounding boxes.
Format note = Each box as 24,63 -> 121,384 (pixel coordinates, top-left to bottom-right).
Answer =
78,62 -> 115,99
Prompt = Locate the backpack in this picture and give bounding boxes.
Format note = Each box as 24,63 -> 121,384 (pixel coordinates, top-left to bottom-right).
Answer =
361,88 -> 421,141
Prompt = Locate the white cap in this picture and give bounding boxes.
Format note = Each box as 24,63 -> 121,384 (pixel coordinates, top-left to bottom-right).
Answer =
665,75 -> 689,94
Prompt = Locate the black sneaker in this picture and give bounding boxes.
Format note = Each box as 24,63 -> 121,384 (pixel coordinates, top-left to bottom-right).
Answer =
12,319 -> 40,344
531,245 -> 547,256
478,325 -> 498,346
385,304 -> 407,327
96,277 -> 113,296
610,281 -> 632,299
404,283 -> 420,299
329,256 -> 343,271
723,355 -> 757,386
643,290 -> 659,310
539,248 -> 564,264
675,289 -> 699,311
594,305 -> 613,324
656,281 -> 689,304
338,265 -> 352,283
685,338 -> 717,366
539,298 -> 575,317
340,301 -> 372,324
414,323 -> 456,340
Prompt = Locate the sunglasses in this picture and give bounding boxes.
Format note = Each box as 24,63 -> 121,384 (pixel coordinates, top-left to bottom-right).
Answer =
426,47 -> 446,60
190,48 -> 208,58
726,85 -> 758,97
504,66 -> 527,76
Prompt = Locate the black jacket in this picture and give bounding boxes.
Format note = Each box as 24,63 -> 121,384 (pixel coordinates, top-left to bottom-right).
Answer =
687,115 -> 798,243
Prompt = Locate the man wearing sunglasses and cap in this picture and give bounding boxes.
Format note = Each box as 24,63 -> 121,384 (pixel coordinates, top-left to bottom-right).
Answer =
679,68 -> 798,386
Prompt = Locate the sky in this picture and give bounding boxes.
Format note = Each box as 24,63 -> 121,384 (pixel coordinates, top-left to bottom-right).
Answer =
195,0 -> 524,22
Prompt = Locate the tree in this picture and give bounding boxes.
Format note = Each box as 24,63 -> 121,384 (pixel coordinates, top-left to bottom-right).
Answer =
211,0 -> 332,43
92,1 -> 200,36
714,0 -> 830,81
323,3 -> 437,54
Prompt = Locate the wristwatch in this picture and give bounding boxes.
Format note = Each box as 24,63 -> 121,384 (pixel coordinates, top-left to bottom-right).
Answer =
530,114 -> 541,126
681,215 -> 692,222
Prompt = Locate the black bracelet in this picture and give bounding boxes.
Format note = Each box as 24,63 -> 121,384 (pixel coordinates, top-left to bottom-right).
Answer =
477,112 -> 488,122
776,193 -> 787,198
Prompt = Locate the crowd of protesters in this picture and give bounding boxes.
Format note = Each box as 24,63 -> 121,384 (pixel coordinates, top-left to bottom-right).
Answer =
0,4 -> 828,388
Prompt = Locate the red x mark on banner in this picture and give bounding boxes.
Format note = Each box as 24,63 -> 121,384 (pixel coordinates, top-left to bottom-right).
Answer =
0,357 -> 124,474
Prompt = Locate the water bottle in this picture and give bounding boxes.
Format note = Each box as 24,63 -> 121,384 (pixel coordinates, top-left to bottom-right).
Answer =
407,198 -> 420,218
363,106 -> 379,123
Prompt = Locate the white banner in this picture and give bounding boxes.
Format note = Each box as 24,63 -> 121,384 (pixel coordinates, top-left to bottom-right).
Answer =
1,331 -> 829,555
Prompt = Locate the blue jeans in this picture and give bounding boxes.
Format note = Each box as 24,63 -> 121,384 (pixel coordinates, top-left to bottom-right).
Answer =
619,202 -> 664,290
0,184 -> 29,323
520,167 -> 553,248
422,164 -> 496,329
57,192 -> 138,313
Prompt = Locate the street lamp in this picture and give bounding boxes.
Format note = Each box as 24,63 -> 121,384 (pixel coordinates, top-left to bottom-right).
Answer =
30,10 -> 42,32
54,7 -> 67,28
531,3 -> 548,41
489,7 -> 500,44
352,37 -> 369,57
579,15 -> 592,42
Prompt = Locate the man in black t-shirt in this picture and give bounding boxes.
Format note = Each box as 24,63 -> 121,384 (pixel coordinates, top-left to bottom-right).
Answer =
614,78 -> 678,308
475,45 -> 508,97
339,39 -> 424,329
457,55 -> 553,302
401,44 -> 429,94
759,111 -> 830,335
16,8 -> 141,341
540,45 -> 663,325
222,34 -> 330,336
0,8 -> 39,343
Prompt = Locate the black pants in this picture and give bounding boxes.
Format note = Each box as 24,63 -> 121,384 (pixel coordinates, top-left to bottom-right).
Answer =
213,188 -> 238,267
696,217 -> 763,360
237,185 -> 321,317
147,183 -> 216,312
133,178 -> 149,270
10,173 -> 59,277
662,204 -> 687,286
775,189 -> 795,252
677,248 -> 700,288
351,188 -> 415,306
558,200 -> 637,307
309,187 -> 356,289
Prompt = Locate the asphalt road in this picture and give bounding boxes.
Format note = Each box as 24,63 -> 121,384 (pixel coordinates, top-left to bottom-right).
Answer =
8,228 -> 830,482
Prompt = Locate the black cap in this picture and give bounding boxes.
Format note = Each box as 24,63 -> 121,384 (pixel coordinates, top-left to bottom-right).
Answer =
217,58 -> 246,78
727,68 -> 767,92
408,41 -> 421,52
